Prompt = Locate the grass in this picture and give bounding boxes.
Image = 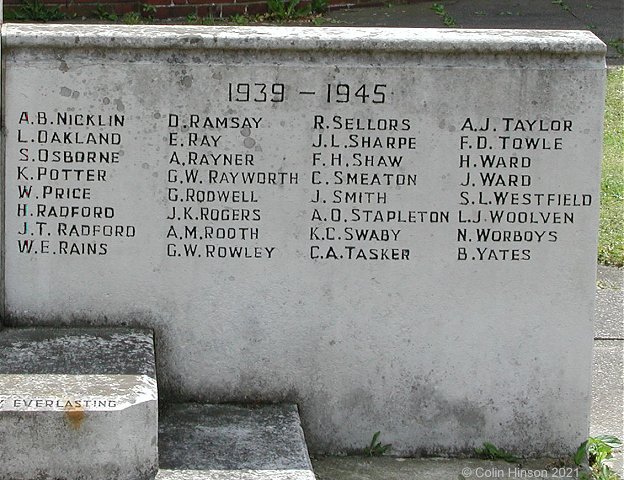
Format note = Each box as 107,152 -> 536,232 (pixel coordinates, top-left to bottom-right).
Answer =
5,0 -> 66,21
475,442 -> 519,462
364,431 -> 392,456
431,3 -> 457,27
599,67 -> 624,267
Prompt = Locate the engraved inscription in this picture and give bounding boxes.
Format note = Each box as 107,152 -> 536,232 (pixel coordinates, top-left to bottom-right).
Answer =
8,68 -> 595,265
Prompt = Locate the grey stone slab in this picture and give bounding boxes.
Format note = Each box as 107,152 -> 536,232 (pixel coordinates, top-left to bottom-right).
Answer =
597,265 -> 624,290
0,327 -> 156,375
0,328 -> 158,480
158,472 -> 314,480
312,457 -> 580,479
158,404 -> 315,480
595,266 -> 623,339
595,289 -> 624,339
2,25 -> 606,455
590,339 -> 624,475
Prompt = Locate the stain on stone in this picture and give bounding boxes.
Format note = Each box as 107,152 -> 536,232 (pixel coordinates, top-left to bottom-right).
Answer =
71,91 -> 80,99
65,403 -> 86,430
114,99 -> 125,112
103,97 -> 110,105
180,75 -> 193,88
240,128 -> 251,137
58,60 -> 69,73
406,378 -> 487,448
60,87 -> 72,97
243,137 -> 256,148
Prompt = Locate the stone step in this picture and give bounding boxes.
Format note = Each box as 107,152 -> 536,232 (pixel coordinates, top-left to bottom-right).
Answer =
157,403 -> 316,480
0,327 -> 158,480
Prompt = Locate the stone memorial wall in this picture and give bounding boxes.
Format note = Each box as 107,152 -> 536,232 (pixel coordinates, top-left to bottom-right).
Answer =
1,25 -> 606,454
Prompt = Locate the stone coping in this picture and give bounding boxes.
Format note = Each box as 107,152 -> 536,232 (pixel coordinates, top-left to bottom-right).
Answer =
0,328 -> 156,376
1,24 -> 606,59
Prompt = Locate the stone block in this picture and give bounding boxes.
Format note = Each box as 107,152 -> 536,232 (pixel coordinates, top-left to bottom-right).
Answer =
0,328 -> 158,480
158,403 -> 315,480
2,25 -> 606,455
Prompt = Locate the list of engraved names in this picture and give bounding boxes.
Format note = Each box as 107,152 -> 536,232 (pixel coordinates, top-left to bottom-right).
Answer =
10,74 -> 594,264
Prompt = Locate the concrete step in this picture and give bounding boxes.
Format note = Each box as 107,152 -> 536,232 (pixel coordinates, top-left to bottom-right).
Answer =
158,403 -> 316,480
0,327 -> 158,480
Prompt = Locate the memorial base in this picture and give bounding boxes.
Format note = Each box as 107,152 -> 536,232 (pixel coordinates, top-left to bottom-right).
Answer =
158,403 -> 316,480
0,328 -> 159,480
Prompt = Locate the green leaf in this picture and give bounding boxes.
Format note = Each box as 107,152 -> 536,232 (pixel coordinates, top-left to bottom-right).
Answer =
594,435 -> 623,448
575,440 -> 588,465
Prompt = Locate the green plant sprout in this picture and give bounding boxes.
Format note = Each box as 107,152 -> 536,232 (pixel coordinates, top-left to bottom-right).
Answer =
575,435 -> 623,480
431,3 -> 457,27
365,431 -> 392,456
475,442 -> 519,463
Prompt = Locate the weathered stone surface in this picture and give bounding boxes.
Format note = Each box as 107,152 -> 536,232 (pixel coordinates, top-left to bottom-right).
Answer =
2,25 -> 606,455
0,327 -> 156,374
312,456 -> 580,480
0,328 -> 158,480
595,266 -> 624,339
158,404 -> 315,480
591,340 -> 624,473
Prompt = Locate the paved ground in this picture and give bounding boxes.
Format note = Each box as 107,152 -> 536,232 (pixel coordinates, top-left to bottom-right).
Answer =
591,266 -> 624,475
312,265 -> 624,478
326,0 -> 624,64
313,457 -> 581,479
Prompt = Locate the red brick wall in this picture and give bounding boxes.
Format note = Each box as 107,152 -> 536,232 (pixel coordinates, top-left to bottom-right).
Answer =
4,0 -> 393,20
